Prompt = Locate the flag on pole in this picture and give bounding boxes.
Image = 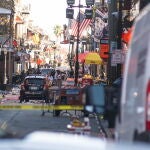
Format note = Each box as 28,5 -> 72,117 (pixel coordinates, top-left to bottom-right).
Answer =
70,19 -> 78,37
79,18 -> 91,38
70,11 -> 85,37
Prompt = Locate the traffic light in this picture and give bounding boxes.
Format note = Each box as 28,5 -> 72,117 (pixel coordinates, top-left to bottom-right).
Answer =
67,0 -> 75,6
86,0 -> 95,6
66,8 -> 74,19
84,9 -> 93,19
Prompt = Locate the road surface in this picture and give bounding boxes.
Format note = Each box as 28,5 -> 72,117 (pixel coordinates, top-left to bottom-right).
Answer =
0,93 -> 112,139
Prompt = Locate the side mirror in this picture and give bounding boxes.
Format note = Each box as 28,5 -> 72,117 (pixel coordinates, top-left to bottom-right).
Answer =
84,85 -> 105,114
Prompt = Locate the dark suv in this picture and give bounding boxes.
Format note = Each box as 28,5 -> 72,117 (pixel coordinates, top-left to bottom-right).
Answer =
19,75 -> 50,103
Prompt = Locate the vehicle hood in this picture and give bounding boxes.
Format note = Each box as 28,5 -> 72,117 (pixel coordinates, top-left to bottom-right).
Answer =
0,131 -> 149,150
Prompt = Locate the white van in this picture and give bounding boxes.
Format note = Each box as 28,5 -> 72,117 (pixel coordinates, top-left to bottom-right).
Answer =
115,4 -> 150,142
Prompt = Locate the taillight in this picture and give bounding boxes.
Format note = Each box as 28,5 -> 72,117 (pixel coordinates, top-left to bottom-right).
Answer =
146,80 -> 150,130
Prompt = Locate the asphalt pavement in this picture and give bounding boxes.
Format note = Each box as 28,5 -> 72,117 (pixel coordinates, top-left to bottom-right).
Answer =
0,90 -> 114,140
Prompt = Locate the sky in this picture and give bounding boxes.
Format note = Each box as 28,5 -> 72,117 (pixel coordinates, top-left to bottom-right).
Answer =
23,0 -> 86,34
23,0 -> 68,34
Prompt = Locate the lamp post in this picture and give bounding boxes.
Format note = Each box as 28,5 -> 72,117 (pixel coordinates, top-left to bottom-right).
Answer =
74,0 -> 81,86
117,0 -> 123,78
3,48 -> 8,85
52,42 -> 56,68
66,0 -> 94,86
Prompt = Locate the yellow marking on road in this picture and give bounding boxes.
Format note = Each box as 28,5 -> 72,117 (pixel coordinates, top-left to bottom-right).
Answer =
0,105 -> 84,110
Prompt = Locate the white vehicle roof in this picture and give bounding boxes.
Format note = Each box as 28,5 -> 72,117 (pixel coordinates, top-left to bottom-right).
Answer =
25,75 -> 46,79
0,131 -> 150,150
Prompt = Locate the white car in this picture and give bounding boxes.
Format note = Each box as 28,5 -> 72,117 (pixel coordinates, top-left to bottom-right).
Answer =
115,4 -> 150,142
0,131 -> 149,150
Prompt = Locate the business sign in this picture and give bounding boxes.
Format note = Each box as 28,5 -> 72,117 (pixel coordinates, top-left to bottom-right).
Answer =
100,38 -> 109,59
111,50 -> 123,64
100,38 -> 109,44
110,41 -> 117,52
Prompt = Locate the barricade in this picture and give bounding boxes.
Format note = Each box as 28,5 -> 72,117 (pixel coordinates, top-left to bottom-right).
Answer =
48,86 -> 84,116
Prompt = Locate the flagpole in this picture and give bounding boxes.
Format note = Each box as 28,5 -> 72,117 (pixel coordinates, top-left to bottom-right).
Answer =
74,0 -> 81,86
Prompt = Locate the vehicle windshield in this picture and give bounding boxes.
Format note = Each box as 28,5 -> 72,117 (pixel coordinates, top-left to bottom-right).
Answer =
40,68 -> 55,75
0,0 -> 150,149
26,78 -> 44,85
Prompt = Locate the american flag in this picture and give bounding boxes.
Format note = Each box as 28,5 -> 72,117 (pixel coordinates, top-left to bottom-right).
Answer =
70,19 -> 78,37
70,11 -> 91,37
79,18 -> 91,38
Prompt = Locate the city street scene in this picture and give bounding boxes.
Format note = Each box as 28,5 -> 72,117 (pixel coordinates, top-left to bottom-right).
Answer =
0,0 -> 150,150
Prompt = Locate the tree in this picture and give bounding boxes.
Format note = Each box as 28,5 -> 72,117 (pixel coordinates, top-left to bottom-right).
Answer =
53,25 -> 62,42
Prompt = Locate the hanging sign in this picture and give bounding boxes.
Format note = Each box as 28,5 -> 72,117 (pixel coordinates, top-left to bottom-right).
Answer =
99,38 -> 109,59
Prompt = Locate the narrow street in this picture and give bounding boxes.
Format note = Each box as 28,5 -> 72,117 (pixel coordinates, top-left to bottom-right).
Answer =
0,93 -> 102,138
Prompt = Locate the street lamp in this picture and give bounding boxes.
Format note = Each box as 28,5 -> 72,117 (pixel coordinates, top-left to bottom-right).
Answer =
3,48 -> 8,84
52,42 -> 57,68
66,0 -> 94,86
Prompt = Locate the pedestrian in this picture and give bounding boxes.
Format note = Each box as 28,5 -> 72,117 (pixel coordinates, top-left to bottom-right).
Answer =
48,73 -> 54,86
54,70 -> 58,86
57,71 -> 62,88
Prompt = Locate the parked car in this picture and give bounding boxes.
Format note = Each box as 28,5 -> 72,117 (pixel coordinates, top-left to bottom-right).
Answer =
19,75 -> 51,103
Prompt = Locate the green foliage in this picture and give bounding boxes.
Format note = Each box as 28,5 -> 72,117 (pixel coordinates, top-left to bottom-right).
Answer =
53,25 -> 62,38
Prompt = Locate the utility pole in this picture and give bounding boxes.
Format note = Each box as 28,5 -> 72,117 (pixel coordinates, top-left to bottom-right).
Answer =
116,0 -> 123,78
66,0 -> 94,86
74,0 -> 80,86
107,0 -> 118,84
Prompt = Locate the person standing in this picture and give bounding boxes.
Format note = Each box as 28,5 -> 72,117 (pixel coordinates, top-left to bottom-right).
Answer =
57,71 -> 62,88
48,73 -> 54,86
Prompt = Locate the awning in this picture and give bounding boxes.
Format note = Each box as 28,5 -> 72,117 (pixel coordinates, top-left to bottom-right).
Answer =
84,52 -> 103,65
74,51 -> 89,63
0,8 -> 12,14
